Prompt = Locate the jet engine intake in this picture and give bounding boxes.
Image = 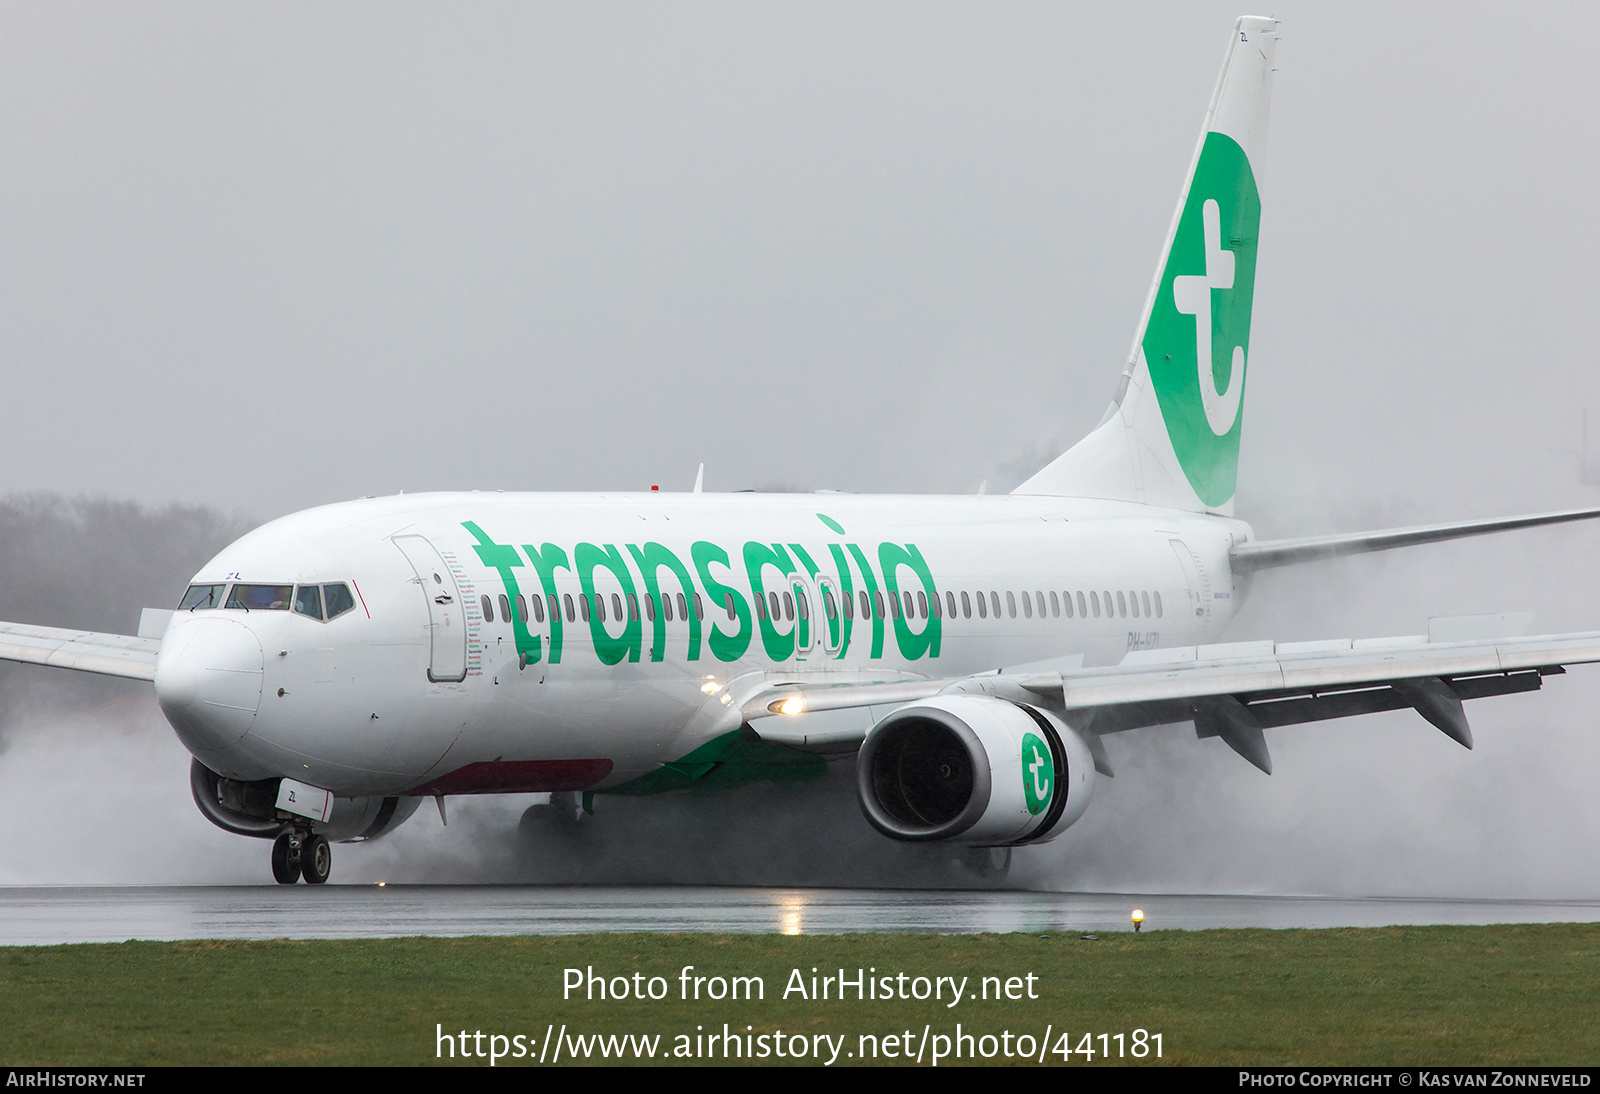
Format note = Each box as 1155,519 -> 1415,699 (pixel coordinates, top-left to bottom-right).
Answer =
856,695 -> 1095,846
188,759 -> 419,842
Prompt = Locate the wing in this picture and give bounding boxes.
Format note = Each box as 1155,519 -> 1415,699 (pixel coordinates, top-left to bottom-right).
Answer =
745,629 -> 1600,774
0,620 -> 161,681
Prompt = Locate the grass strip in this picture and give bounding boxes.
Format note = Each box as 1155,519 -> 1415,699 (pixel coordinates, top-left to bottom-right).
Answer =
2,923 -> 1598,1066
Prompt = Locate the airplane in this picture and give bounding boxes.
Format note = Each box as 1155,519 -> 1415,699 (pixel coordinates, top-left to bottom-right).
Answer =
7,15 -> 1600,886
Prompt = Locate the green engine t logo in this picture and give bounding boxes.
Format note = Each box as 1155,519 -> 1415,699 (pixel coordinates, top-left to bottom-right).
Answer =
1021,732 -> 1054,816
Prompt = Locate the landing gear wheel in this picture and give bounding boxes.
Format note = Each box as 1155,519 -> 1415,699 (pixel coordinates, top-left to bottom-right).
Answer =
302,834 -> 331,885
271,833 -> 301,885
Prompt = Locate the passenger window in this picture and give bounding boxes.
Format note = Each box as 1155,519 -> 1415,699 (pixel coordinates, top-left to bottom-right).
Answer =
563,594 -> 575,622
990,591 -> 1001,618
227,584 -> 293,611
725,592 -> 737,621
627,594 -> 638,622
874,592 -> 885,619
754,594 -> 765,622
961,591 -> 971,618
552,594 -> 563,624
1102,590 -> 1113,617
859,591 -> 870,619
1050,591 -> 1060,618
178,584 -> 226,611
580,594 -> 591,622
595,595 -> 606,623
692,595 -> 703,621
677,593 -> 689,621
293,585 -> 324,620
1154,591 -> 1163,618
945,591 -> 956,618
1142,591 -> 1152,617
823,588 -> 837,620
1063,591 -> 1073,619
925,592 -> 936,619
1090,591 -> 1101,618
645,594 -> 656,622
1076,591 -> 1086,618
531,594 -> 544,623
499,594 -> 512,623
843,592 -> 854,620
664,594 -> 676,622
1021,592 -> 1032,619
1128,591 -> 1138,618
516,594 -> 528,624
1007,591 -> 1017,619
976,592 -> 987,619
889,594 -> 900,621
783,593 -> 795,621
1036,591 -> 1046,617
611,593 -> 623,621
1117,591 -> 1126,617
481,595 -> 495,622
795,593 -> 807,621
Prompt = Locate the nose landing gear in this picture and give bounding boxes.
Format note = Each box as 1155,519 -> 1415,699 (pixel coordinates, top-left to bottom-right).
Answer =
271,826 -> 332,885
302,834 -> 331,884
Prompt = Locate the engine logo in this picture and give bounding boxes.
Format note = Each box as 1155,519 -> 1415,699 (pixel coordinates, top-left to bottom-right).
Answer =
1021,731 -> 1054,816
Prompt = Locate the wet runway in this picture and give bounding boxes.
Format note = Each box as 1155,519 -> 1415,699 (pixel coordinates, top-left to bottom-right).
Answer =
4,885 -> 1600,945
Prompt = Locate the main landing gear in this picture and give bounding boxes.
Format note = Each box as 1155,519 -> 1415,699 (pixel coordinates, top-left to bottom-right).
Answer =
271,826 -> 331,885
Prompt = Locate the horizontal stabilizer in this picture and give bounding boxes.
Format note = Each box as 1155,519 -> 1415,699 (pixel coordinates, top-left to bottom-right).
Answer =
1232,506 -> 1600,572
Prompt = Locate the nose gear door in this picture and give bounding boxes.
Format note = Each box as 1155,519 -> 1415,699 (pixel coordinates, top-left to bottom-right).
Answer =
392,535 -> 469,682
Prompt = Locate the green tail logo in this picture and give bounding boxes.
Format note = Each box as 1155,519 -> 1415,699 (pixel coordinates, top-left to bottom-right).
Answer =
1144,131 -> 1260,508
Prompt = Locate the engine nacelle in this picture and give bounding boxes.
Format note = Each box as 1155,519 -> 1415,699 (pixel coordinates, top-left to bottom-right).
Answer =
189,759 -> 420,843
856,695 -> 1096,846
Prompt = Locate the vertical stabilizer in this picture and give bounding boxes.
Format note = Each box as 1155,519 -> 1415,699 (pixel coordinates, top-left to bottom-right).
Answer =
1016,17 -> 1277,515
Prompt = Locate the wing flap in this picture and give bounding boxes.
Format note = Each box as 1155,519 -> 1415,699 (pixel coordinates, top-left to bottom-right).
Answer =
0,621 -> 161,681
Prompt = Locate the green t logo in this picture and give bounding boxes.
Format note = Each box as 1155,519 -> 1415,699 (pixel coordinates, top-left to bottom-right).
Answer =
1021,732 -> 1053,816
1143,131 -> 1260,508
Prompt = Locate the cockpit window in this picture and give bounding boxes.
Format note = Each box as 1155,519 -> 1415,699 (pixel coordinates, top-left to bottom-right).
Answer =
178,584 -> 226,611
226,584 -> 293,611
293,585 -> 324,620
323,583 -> 356,621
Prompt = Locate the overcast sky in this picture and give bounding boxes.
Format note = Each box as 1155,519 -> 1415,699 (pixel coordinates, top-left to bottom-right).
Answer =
0,2 -> 1595,524
5,4 -> 1600,893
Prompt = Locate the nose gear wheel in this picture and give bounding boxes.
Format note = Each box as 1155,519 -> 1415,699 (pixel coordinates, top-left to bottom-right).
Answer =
271,826 -> 333,884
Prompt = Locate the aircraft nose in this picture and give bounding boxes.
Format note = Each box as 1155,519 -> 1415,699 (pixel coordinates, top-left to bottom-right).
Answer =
155,617 -> 265,750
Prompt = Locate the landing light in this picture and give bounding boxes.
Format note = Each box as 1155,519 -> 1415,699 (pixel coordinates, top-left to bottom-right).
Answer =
774,695 -> 806,716
1131,909 -> 1145,932
700,680 -> 721,694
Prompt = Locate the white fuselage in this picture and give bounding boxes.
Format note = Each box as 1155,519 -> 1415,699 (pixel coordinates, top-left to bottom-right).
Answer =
153,491 -> 1249,797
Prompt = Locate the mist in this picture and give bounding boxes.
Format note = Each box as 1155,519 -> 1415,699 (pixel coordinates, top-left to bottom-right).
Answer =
3,4 -> 1600,894
2,485 -> 1599,896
